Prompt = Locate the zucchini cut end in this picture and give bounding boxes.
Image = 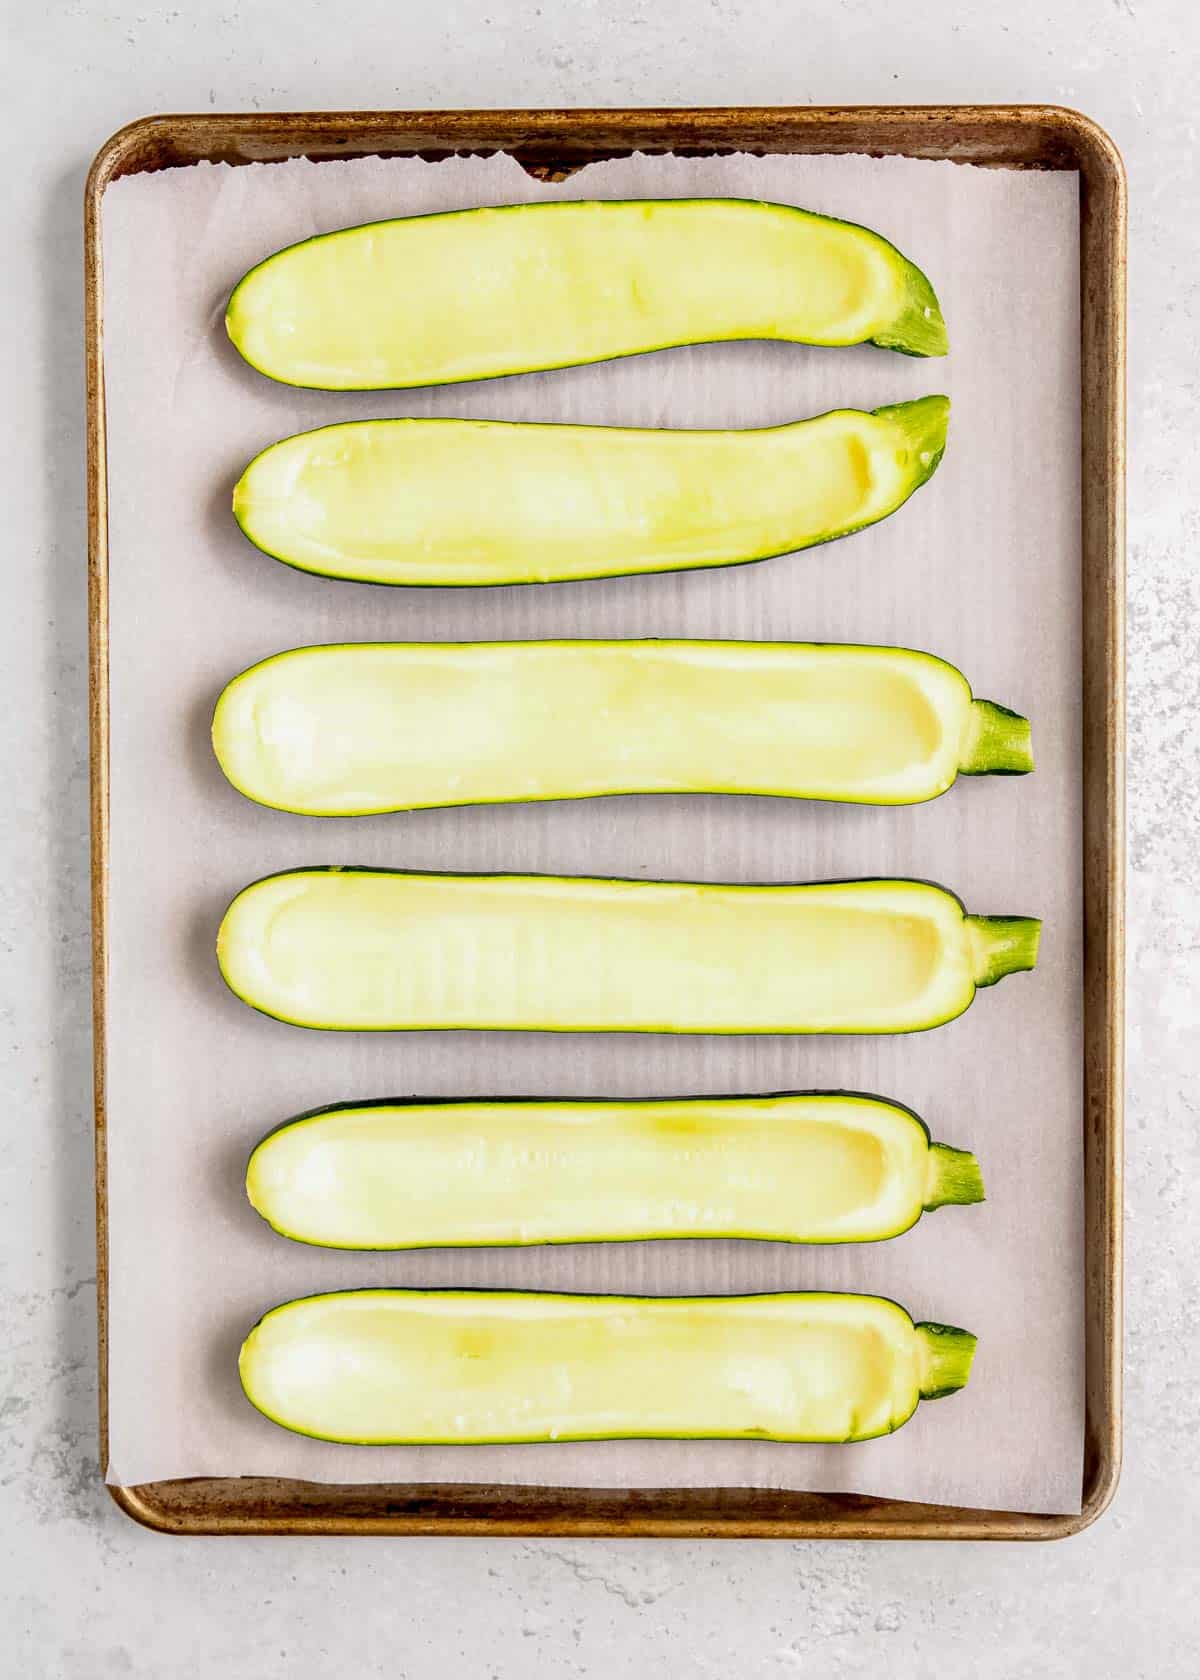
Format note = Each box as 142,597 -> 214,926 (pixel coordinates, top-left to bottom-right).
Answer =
916,1322 -> 978,1400
872,259 -> 949,358
961,699 -> 1034,777
965,914 -> 1042,989
924,1143 -> 986,1211
873,393 -> 949,488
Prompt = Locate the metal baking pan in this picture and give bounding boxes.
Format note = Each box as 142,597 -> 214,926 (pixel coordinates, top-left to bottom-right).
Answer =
86,105 -> 1124,1538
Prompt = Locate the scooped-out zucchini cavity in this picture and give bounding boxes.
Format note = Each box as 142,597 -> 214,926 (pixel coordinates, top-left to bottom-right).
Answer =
239,1289 -> 976,1445
245,1092 -> 984,1250
216,868 -> 1040,1034
231,399 -> 948,586
225,197 -> 948,390
212,639 -> 1031,816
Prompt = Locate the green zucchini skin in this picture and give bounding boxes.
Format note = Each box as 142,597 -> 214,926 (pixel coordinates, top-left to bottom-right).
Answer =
245,1091 -> 984,1250
211,639 -> 1032,817
226,197 -> 948,391
231,399 -> 948,588
238,1288 -> 977,1446
216,867 -> 1041,1036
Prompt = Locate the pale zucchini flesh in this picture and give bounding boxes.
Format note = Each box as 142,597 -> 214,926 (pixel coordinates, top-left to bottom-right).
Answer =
231,398 -> 948,587
225,197 -> 948,391
238,1289 -> 976,1445
212,639 -> 1032,816
217,869 -> 1040,1034
246,1094 -> 984,1250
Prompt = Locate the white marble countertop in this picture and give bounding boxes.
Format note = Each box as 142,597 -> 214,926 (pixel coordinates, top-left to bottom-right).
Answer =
3,2 -> 1193,1673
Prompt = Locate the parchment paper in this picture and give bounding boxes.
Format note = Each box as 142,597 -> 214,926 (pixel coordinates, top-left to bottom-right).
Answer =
101,149 -> 1083,1511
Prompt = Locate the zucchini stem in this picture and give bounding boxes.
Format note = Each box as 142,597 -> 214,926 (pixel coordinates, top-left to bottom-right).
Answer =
916,1323 -> 977,1400
924,1143 -> 986,1210
966,915 -> 1042,988
960,699 -> 1034,777
872,262 -> 949,359
873,394 -> 949,486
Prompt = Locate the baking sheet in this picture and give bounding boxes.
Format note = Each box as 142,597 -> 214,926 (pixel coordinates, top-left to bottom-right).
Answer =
101,149 -> 1083,1512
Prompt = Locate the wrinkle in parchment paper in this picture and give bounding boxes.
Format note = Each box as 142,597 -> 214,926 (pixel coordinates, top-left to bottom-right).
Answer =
101,149 -> 1083,1512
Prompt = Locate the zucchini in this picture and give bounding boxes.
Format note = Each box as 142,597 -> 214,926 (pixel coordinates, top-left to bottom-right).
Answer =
231,398 -> 948,587
212,639 -> 1031,815
216,868 -> 1040,1034
238,1289 -> 976,1445
225,198 -> 948,390
246,1093 -> 984,1250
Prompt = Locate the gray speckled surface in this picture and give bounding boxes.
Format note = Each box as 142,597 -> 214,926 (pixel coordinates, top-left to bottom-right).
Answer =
2,2 -> 1193,1673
